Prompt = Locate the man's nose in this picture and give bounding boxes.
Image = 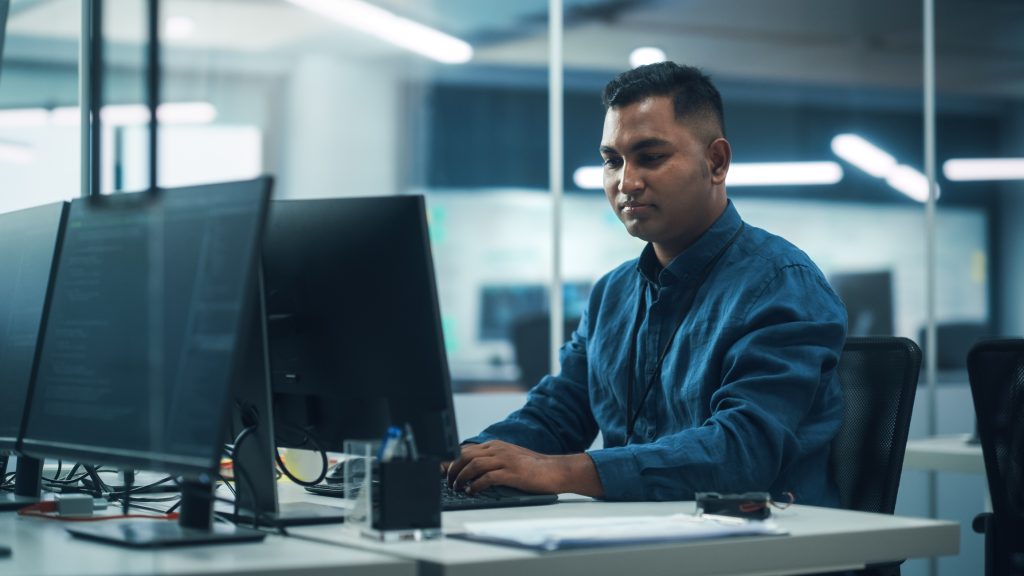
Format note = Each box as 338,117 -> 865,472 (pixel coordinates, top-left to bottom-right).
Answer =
619,163 -> 642,194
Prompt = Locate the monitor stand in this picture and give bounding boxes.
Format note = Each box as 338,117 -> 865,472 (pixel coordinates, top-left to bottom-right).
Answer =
0,456 -> 42,511
65,479 -> 266,547
223,280 -> 346,528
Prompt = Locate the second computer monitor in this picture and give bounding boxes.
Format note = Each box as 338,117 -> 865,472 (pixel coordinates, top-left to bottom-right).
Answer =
20,179 -> 271,476
262,195 -> 460,461
0,202 -> 67,452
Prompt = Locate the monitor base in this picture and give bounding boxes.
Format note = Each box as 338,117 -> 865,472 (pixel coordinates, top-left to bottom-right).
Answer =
224,501 -> 347,527
66,520 -> 265,548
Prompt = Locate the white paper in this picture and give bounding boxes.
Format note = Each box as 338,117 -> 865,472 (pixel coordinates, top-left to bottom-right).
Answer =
460,514 -> 786,551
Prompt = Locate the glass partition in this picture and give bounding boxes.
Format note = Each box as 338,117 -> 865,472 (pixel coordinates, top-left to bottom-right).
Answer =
0,0 -> 81,212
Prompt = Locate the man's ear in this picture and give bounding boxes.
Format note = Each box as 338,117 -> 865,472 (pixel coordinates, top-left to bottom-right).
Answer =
707,138 -> 731,186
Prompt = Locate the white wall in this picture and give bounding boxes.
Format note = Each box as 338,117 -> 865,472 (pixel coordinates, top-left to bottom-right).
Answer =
279,55 -> 401,200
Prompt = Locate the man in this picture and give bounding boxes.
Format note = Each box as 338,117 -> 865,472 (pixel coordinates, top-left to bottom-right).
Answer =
447,62 -> 847,505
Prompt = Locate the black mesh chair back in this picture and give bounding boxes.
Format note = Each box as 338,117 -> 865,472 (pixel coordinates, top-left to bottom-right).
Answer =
828,337 -> 921,576
968,339 -> 1024,576
831,336 -> 921,515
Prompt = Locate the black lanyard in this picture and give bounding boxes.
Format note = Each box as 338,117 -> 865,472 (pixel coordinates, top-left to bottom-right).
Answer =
625,223 -> 745,441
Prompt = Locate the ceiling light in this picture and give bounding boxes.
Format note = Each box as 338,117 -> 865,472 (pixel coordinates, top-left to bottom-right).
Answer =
164,16 -> 196,40
726,162 -> 843,186
0,108 -> 49,127
885,165 -> 933,203
0,142 -> 34,164
830,134 -> 897,178
943,158 -> 1024,181
573,166 -> 603,189
629,47 -> 667,68
572,161 -> 843,190
50,102 -> 217,126
285,0 -> 473,64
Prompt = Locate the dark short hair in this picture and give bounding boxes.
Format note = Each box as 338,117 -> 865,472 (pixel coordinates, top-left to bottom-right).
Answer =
602,62 -> 726,139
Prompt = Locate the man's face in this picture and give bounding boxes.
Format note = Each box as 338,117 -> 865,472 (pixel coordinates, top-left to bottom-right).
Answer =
600,95 -> 728,261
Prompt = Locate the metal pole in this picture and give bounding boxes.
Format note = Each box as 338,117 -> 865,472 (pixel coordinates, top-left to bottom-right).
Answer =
548,0 -> 564,376
146,0 -> 160,191
81,0 -> 103,197
923,0 -> 939,574
79,0 -> 92,197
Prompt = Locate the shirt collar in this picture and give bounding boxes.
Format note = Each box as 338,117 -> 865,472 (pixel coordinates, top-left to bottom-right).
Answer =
635,199 -> 743,287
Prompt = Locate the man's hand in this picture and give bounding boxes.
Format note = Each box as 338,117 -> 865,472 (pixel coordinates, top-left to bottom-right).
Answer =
443,440 -> 604,498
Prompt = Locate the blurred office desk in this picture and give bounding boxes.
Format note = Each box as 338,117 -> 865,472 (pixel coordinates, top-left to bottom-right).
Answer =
0,510 -> 414,576
284,488 -> 959,576
903,433 -> 985,474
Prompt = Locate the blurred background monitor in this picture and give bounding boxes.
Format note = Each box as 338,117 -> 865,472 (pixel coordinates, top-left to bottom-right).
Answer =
479,281 -> 590,342
829,270 -> 895,336
0,202 -> 67,510
918,321 -> 992,373
19,178 -> 270,546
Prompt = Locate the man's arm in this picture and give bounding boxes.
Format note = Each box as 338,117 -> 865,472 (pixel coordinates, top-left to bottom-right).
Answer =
445,310 -> 601,494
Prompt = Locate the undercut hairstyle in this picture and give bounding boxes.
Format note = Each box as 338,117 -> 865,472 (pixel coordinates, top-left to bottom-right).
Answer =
602,62 -> 726,142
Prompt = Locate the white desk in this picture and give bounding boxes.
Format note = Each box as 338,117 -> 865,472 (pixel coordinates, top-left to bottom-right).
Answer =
903,434 -> 985,475
283,487 -> 960,576
0,510 -> 414,576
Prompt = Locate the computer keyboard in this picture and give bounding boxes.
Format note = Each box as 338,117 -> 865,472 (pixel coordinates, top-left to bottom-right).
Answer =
305,479 -> 558,511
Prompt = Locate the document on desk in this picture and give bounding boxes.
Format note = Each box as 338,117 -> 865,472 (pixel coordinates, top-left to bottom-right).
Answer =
455,513 -> 786,551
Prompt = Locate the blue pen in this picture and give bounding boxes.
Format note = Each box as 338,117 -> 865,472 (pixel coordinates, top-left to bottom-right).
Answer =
379,426 -> 403,461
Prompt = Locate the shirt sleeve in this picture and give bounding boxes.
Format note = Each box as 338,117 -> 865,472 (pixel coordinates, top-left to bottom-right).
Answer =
465,309 -> 599,455
588,264 -> 847,501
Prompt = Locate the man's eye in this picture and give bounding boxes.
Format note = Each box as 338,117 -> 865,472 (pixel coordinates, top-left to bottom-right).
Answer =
602,157 -> 622,168
641,154 -> 665,164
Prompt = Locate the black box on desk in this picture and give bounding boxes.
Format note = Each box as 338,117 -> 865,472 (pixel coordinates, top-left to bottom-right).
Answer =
373,458 -> 441,530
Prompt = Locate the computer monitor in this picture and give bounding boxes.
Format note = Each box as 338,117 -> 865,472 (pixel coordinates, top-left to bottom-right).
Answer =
19,177 -> 272,547
228,195 -> 460,526
0,202 -> 68,511
829,270 -> 895,336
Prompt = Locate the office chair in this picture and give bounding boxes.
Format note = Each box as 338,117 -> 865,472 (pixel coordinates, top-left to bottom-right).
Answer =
510,314 -> 580,390
830,336 -> 922,576
967,339 -> 1024,576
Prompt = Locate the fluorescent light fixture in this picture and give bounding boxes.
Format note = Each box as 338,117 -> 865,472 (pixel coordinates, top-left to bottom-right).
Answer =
164,15 -> 196,40
630,47 -> 667,68
573,166 -> 603,189
0,108 -> 49,127
886,164 -> 933,203
830,134 -> 897,178
50,102 -> 217,126
0,142 -> 34,164
285,0 -> 473,64
157,102 -> 218,124
727,162 -> 843,186
572,161 -> 843,190
943,158 -> 1024,181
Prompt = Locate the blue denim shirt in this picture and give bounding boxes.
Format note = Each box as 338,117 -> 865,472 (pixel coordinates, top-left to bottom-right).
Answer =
469,201 -> 847,504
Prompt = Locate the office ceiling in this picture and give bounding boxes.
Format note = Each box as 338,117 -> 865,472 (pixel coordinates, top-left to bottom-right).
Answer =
3,0 -> 1023,100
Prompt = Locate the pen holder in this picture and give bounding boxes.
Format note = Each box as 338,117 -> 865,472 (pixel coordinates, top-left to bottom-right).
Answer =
374,457 -> 441,531
342,439 -> 442,540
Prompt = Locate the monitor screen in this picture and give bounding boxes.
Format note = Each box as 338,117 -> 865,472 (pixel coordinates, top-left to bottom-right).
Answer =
20,178 -> 270,476
479,282 -> 591,342
829,270 -> 895,337
0,202 -> 67,450
262,195 -> 459,461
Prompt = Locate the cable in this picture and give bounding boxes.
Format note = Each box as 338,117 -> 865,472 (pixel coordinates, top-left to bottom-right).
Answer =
17,501 -> 178,522
273,421 -> 329,486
